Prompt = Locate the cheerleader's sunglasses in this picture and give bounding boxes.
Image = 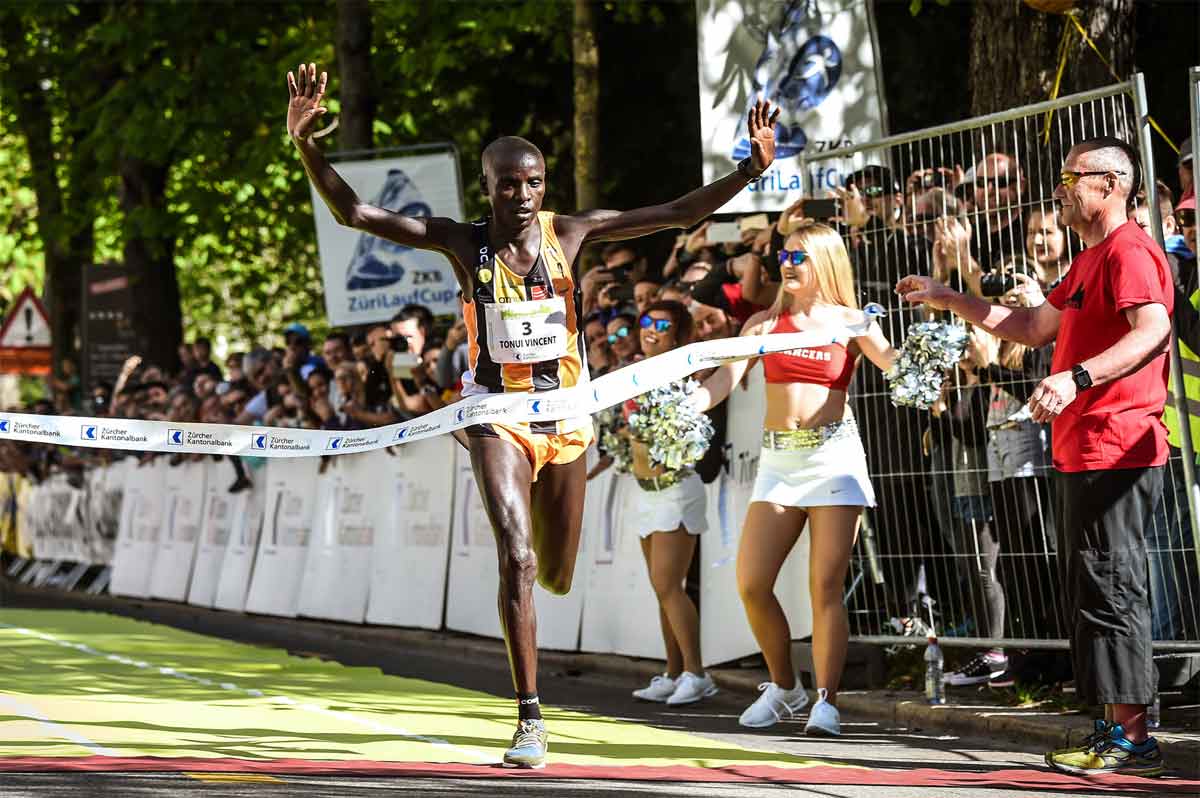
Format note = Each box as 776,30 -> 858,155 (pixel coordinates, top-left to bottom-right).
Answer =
640,315 -> 673,333
607,326 -> 631,344
778,249 -> 809,267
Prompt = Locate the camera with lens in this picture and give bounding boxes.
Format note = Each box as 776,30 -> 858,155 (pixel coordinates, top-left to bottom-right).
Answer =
979,272 -> 1016,297
389,334 -> 421,378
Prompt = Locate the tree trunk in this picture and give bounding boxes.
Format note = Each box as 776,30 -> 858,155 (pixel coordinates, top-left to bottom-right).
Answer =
0,11 -> 89,377
118,156 -> 181,373
968,0 -> 1135,116
572,0 -> 600,210
336,0 -> 375,152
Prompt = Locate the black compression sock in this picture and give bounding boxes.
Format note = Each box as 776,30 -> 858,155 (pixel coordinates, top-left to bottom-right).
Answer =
517,692 -> 542,721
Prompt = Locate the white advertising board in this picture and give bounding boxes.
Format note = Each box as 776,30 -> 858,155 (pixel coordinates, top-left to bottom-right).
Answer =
110,458 -> 168,598
148,460 -> 208,601
244,457 -> 320,617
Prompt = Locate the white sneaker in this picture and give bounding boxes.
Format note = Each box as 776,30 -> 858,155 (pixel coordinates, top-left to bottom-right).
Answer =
738,681 -> 809,728
632,674 -> 677,702
804,688 -> 841,737
666,671 -> 719,705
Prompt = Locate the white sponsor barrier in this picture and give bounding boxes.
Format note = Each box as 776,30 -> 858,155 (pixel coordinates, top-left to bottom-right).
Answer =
148,460 -> 208,601
111,458 -> 168,598
86,460 -> 126,565
213,473 -> 266,613
366,438 -> 455,630
30,473 -> 88,563
244,458 -> 320,617
298,452 -> 377,623
444,448 -> 589,650
188,459 -> 248,607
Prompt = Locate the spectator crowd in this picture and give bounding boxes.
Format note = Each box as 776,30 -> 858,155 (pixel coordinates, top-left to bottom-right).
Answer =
2,134 -> 1197,691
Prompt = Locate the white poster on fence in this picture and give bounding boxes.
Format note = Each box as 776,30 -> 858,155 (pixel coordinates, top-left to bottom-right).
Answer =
87,459 -> 127,565
188,460 -> 248,607
298,453 -> 376,624
148,460 -> 208,601
311,148 -> 465,326
30,473 -> 88,563
579,468 -> 664,659
700,367 -> 812,667
366,439 -> 455,630
214,474 -> 267,613
695,0 -> 887,212
111,458 -> 168,598
445,447 -> 588,650
244,457 -> 320,617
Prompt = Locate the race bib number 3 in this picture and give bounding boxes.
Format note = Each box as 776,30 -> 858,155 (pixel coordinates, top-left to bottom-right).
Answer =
484,296 -> 570,364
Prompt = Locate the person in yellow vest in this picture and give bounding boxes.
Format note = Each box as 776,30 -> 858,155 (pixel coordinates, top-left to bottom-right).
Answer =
1158,194 -> 1199,643
288,62 -> 782,768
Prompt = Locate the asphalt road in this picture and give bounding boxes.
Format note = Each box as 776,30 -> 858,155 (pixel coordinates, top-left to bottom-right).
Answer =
0,603 -> 1190,798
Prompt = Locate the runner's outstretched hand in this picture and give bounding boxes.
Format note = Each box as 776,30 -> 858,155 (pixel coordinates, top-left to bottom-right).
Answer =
287,62 -> 329,142
747,99 -> 782,176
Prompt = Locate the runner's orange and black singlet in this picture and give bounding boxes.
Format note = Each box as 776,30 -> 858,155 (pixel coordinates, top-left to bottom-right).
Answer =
461,211 -> 588,435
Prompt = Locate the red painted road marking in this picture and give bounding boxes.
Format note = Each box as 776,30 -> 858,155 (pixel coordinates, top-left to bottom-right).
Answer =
0,756 -> 1192,793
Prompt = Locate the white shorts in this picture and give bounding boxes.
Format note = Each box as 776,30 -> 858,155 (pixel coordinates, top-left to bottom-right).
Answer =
630,472 -> 708,538
751,428 -> 876,509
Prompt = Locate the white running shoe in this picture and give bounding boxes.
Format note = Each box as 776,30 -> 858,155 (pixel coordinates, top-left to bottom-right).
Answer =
738,682 -> 810,728
666,671 -> 719,705
632,674 -> 677,702
804,688 -> 841,737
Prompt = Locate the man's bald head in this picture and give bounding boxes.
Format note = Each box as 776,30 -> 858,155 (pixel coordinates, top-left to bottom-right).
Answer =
482,136 -> 544,178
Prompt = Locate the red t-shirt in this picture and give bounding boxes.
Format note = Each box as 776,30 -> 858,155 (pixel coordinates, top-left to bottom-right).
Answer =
720,283 -> 766,324
1046,220 -> 1173,472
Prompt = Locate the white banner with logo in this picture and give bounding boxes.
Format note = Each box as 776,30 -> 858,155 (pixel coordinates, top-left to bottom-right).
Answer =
188,459 -> 249,607
148,460 -> 208,601
29,473 -> 88,563
365,438 -> 456,630
111,458 -> 168,598
214,474 -> 267,613
312,148 -> 465,325
298,452 -> 378,624
244,458 -> 321,617
695,0 -> 887,212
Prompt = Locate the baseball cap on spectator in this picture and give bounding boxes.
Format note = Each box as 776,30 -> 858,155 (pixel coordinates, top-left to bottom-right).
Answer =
283,322 -> 311,343
1180,137 -> 1193,166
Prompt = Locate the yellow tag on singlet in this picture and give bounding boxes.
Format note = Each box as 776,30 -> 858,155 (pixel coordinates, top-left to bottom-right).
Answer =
483,296 -> 569,364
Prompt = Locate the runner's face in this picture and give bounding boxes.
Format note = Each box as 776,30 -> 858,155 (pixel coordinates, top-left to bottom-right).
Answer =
486,153 -> 545,229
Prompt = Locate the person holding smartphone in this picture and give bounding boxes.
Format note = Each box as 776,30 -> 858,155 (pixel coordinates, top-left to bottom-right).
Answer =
288,61 -> 782,768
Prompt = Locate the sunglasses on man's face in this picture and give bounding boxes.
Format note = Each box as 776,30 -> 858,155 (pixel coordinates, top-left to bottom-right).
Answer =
778,249 -> 809,266
640,315 -> 673,333
607,326 -> 631,344
1059,169 -> 1125,189
975,175 -> 1013,190
1176,208 -> 1196,228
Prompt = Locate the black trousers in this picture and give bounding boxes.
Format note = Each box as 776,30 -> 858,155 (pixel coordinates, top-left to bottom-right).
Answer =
1054,466 -> 1162,707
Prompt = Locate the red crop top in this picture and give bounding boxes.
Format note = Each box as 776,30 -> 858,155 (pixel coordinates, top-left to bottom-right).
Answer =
761,313 -> 856,390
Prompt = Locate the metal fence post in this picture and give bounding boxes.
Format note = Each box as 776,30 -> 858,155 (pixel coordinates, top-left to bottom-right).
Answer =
1190,66 -> 1200,579
1135,72 -> 1200,583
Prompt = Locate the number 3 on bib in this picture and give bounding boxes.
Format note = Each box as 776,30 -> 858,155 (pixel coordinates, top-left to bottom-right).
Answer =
483,296 -> 570,364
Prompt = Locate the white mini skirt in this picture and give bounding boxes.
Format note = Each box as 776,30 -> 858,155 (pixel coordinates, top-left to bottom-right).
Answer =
751,422 -> 876,509
630,472 -> 709,539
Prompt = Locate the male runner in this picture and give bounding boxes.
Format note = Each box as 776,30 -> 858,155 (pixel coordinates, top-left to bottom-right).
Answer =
286,62 -> 780,768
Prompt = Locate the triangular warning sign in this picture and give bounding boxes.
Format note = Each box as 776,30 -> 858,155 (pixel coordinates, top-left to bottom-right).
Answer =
0,288 -> 51,348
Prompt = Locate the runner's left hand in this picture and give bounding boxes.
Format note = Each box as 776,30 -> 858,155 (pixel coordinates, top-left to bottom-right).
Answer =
747,99 -> 782,176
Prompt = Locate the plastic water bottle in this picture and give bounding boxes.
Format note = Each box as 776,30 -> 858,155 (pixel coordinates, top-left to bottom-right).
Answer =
924,635 -> 945,705
1147,694 -> 1160,730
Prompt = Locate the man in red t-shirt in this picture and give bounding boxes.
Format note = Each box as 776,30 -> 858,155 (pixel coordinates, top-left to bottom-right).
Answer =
896,137 -> 1172,777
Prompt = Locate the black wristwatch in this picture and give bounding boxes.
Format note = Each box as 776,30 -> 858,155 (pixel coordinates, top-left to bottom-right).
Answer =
737,157 -> 762,181
1071,364 -> 1093,391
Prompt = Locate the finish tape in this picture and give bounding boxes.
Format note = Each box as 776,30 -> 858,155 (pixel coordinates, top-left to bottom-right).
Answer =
0,310 -> 880,458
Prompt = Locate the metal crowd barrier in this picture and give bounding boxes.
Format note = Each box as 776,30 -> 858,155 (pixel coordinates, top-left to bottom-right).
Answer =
799,74 -> 1200,652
